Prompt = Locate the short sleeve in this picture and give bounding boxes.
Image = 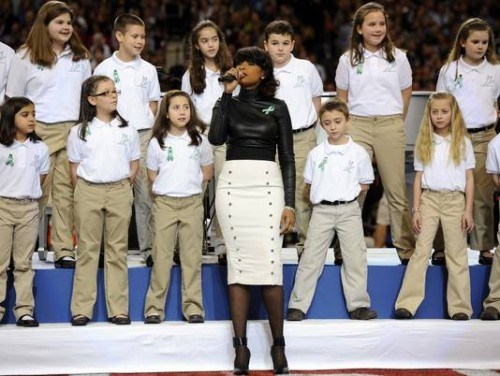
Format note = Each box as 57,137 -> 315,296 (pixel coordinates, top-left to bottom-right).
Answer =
129,128 -> 141,161
335,54 -> 350,90
67,126 -> 81,163
6,53 -> 28,97
464,138 -> 475,170
148,65 -> 161,101
39,143 -> 50,175
486,136 -> 500,174
181,71 -> 191,94
199,135 -> 214,166
303,150 -> 315,184
397,50 -> 412,90
357,147 -> 374,184
308,62 -> 324,97
414,155 -> 424,172
146,138 -> 160,171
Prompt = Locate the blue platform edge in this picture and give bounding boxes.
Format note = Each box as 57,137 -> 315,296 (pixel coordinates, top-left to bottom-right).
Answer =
1,264 -> 491,323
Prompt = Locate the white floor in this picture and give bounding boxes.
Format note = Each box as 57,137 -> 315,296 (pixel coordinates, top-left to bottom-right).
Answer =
1,319 -> 499,375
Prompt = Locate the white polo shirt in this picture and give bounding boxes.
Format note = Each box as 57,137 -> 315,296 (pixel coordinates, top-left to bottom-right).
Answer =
0,42 -> 15,105
274,55 -> 323,130
436,58 -> 500,129
67,117 -> 140,183
304,137 -> 374,204
335,48 -> 412,116
415,134 -> 475,192
0,139 -> 49,199
147,132 -> 213,197
182,68 -> 225,127
6,46 -> 91,123
94,52 -> 161,131
486,133 -> 500,174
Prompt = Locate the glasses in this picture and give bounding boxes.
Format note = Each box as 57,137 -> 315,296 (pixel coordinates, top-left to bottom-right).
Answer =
92,90 -> 121,97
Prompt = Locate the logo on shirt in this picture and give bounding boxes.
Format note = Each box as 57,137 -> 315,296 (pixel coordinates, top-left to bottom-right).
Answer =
69,62 -> 82,72
0,51 -> 6,63
293,75 -> 306,88
190,147 -> 200,160
318,156 -> 328,172
262,105 -> 275,115
344,159 -> 354,174
383,62 -> 397,73
483,75 -> 494,87
356,63 -> 364,75
167,146 -> 174,161
113,69 -> 120,84
454,74 -> 464,89
118,134 -> 129,146
136,76 -> 148,88
30,154 -> 41,167
5,153 -> 14,167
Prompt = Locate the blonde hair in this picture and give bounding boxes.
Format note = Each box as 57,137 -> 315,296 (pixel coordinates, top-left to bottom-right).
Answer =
415,92 -> 468,166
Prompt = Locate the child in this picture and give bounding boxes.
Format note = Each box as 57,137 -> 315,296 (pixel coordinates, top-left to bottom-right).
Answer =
335,2 -> 415,264
181,20 -> 232,264
68,76 -> 140,326
436,18 -> 500,265
0,42 -> 15,104
143,90 -> 213,324
287,98 -> 377,321
395,92 -> 474,320
480,134 -> 500,320
0,97 -> 49,327
6,1 -> 91,269
264,20 -> 323,258
94,13 -> 161,264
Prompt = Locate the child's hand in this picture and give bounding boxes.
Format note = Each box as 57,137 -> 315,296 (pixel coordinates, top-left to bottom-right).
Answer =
280,208 -> 296,234
412,212 -> 422,234
462,211 -> 474,233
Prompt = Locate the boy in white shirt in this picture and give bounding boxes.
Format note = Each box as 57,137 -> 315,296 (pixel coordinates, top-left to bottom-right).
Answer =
287,98 -> 377,321
94,13 -> 161,263
0,42 -> 14,104
264,20 -> 324,258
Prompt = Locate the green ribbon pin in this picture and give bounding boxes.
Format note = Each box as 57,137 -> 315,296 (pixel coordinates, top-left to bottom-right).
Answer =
113,69 -> 120,83
167,147 -> 174,161
6,153 -> 14,166
356,63 -> 364,75
318,157 -> 328,172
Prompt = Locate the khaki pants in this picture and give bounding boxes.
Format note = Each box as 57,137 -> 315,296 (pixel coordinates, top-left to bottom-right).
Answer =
289,201 -> 370,313
35,121 -> 76,260
469,128 -> 495,251
71,179 -> 133,319
349,115 -> 415,260
483,206 -> 500,311
0,198 -> 39,321
293,127 -> 317,249
134,130 -> 154,253
396,190 -> 472,317
144,194 -> 204,320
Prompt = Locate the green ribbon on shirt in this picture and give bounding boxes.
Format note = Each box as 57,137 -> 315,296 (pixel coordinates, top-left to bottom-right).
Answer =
6,154 -> 14,166
167,147 -> 174,161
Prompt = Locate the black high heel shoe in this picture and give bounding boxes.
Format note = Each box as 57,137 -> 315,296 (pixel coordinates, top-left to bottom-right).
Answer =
233,337 -> 250,375
271,337 -> 289,374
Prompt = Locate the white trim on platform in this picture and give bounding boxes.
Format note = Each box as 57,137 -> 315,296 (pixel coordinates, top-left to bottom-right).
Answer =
1,319 -> 499,375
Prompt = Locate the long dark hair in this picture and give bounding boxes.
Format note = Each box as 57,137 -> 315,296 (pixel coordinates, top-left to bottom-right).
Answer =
234,47 -> 278,99
78,75 -> 127,141
0,97 -> 40,146
152,90 -> 204,148
188,20 -> 232,94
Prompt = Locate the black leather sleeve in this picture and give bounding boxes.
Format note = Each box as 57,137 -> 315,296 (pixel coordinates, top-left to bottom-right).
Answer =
275,100 -> 296,208
208,92 -> 232,146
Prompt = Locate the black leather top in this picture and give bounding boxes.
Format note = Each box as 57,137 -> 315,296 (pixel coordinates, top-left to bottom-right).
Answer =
209,89 -> 295,207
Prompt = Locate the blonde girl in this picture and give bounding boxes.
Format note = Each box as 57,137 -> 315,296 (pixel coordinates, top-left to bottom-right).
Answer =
436,18 -> 500,265
144,90 -> 213,324
181,20 -> 232,264
395,92 -> 474,320
6,1 -> 91,269
0,97 -> 49,327
68,76 -> 140,326
335,2 -> 415,264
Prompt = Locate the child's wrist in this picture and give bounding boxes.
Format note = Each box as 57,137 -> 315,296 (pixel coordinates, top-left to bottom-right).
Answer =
411,207 -> 420,214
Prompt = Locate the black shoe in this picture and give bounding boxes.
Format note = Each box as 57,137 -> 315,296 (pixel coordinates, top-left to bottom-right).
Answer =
144,314 -> 162,324
233,337 -> 250,375
349,307 -> 377,320
479,251 -> 494,265
54,256 -> 76,269
394,308 -> 413,320
187,314 -> 204,323
218,253 -> 227,266
71,315 -> 90,326
271,337 -> 289,374
431,250 -> 445,266
146,255 -> 154,267
286,308 -> 305,321
451,312 -> 469,321
173,252 -> 181,265
334,258 -> 343,266
109,315 -> 131,325
16,314 -> 39,327
479,306 -> 499,321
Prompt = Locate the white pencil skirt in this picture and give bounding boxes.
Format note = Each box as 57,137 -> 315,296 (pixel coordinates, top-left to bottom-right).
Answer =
216,160 -> 285,285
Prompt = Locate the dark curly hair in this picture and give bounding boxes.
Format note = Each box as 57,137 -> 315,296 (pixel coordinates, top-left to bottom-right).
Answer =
234,47 -> 278,99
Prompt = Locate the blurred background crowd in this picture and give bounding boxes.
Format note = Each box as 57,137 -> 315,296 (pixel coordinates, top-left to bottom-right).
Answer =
1,0 -> 499,91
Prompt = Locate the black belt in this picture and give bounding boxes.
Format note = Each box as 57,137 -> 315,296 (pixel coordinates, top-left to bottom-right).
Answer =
320,197 -> 357,206
467,124 -> 495,134
292,123 -> 315,134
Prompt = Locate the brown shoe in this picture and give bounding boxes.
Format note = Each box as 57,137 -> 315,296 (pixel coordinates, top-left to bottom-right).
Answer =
479,306 -> 499,321
286,308 -> 305,321
349,307 -> 377,320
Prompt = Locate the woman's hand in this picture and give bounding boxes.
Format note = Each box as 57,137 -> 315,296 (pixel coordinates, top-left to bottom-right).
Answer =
222,67 -> 239,94
280,207 -> 296,234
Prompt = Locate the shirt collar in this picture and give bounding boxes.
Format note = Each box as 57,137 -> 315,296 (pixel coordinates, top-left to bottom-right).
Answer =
363,47 -> 385,59
432,133 -> 452,144
458,56 -> 488,73
91,117 -> 122,128
274,55 -> 295,73
167,131 -> 190,140
323,136 -> 353,155
11,139 -> 33,149
111,51 -> 141,69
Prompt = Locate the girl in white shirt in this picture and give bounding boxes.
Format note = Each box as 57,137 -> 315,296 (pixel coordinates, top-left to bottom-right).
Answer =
335,2 -> 415,264
395,92 -> 474,320
144,90 -> 213,324
436,18 -> 500,265
0,97 -> 49,327
68,76 -> 140,326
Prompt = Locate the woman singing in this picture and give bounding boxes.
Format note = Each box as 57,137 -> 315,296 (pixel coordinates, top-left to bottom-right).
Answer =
209,46 -> 295,375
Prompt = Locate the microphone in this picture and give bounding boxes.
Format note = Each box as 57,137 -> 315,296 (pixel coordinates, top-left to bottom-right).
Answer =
218,73 -> 237,83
